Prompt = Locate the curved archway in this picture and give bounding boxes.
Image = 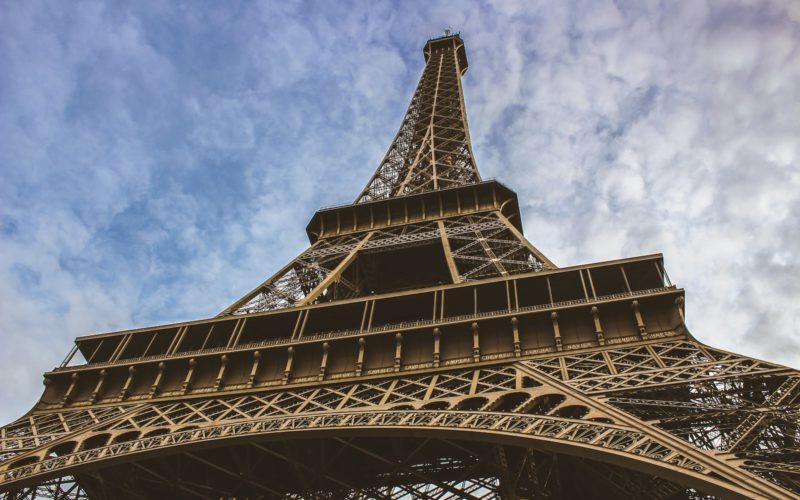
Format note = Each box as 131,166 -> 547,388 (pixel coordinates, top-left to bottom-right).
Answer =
47,441 -> 77,457
453,396 -> 488,411
553,405 -> 590,419
525,394 -> 566,415
80,433 -> 111,451
112,431 -> 140,444
420,400 -> 450,410
491,391 -> 529,412
7,456 -> 38,470
0,409 -> 775,499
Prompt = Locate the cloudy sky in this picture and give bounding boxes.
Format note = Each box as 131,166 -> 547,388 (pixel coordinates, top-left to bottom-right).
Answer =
1,0 -> 799,424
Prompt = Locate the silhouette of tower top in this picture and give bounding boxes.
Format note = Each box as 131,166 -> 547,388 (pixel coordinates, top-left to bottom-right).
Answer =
357,32 -> 479,203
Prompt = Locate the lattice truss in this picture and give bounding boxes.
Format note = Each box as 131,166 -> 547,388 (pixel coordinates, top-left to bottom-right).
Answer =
224,233 -> 367,315
357,38 -> 479,203
3,476 -> 87,500
5,342 -> 798,497
522,340 -> 800,494
224,212 -> 548,315
1,366 -> 520,455
0,406 -> 136,465
1,362 -> 724,498
444,213 -> 547,280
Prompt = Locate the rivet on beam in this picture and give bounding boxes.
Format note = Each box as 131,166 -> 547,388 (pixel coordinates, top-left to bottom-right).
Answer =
550,312 -> 563,351
182,358 -> 197,394
248,351 -> 261,387
150,362 -> 166,398
674,296 -> 685,325
319,342 -> 330,381
433,328 -> 441,368
591,306 -> 605,345
120,366 -> 135,400
356,338 -> 366,376
631,300 -> 648,339
214,355 -> 228,390
394,333 -> 403,372
90,369 -> 106,403
511,317 -> 521,357
472,322 -> 480,362
283,347 -> 295,384
62,373 -> 79,405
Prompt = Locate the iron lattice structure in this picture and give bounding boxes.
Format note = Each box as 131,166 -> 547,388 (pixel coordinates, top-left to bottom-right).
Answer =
1,33 -> 798,500
356,33 -> 479,203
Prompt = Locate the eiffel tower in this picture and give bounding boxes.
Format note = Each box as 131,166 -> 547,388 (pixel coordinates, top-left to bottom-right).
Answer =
1,32 -> 798,500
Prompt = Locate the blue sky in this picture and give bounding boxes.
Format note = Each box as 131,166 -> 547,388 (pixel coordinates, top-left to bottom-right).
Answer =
1,0 -> 799,424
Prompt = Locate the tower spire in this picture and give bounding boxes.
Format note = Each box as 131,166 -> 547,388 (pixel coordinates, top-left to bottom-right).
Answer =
356,33 -> 480,203
213,32 -> 552,317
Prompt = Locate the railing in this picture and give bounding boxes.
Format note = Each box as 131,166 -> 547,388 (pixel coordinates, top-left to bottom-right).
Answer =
315,178 -> 500,212
54,286 -> 678,372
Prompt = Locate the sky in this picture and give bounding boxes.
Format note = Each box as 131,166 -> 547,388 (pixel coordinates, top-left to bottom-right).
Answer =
1,0 -> 799,424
